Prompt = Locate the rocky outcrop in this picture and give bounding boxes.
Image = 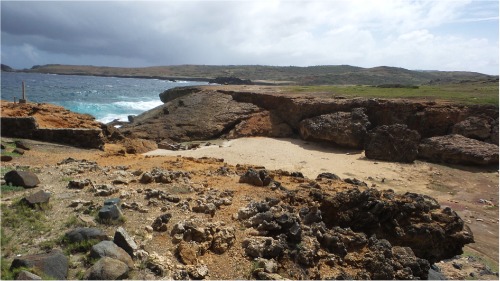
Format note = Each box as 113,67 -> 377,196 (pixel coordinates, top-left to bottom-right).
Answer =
319,188 -> 474,263
120,91 -> 261,142
364,124 -> 421,163
418,134 -> 499,165
299,108 -> 371,149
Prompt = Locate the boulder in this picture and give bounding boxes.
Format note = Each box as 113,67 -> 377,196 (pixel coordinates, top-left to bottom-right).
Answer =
98,198 -> 123,222
418,134 -> 499,165
65,227 -> 108,244
89,240 -> 134,268
114,227 -> 138,258
452,116 -> 492,140
4,170 -> 40,188
152,213 -> 172,232
15,140 -> 31,150
364,124 -> 420,163
10,249 -> 68,280
299,108 -> 371,149
239,169 -> 272,187
83,257 -> 129,280
22,190 -> 50,208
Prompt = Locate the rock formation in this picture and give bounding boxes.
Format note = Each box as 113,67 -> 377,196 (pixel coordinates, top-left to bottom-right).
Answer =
364,124 -> 421,163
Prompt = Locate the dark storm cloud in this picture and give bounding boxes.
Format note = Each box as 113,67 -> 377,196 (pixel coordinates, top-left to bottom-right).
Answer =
1,1 -> 498,74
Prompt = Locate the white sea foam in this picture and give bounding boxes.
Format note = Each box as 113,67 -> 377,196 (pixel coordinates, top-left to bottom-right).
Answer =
113,100 -> 163,111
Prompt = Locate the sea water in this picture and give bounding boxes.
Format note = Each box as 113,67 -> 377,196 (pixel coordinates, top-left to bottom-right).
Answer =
1,72 -> 209,123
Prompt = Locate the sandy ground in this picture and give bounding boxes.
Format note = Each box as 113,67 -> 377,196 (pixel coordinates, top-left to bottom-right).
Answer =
146,137 -> 499,266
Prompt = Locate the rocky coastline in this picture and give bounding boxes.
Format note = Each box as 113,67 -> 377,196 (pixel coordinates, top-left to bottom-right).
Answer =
0,86 -> 498,280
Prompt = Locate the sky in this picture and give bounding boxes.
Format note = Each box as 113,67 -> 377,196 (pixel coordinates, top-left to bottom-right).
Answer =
1,0 -> 499,75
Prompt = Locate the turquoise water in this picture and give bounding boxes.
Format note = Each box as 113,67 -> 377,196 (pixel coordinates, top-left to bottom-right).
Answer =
1,72 -> 208,123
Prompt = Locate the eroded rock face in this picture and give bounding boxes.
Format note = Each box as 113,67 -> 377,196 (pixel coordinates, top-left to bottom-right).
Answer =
364,124 -> 421,163
319,188 -> 474,264
418,134 -> 499,165
452,116 -> 492,141
236,193 -> 433,279
120,91 -> 261,142
298,108 -> 371,149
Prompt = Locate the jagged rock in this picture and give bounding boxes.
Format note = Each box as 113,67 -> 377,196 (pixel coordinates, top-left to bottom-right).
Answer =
4,170 -> 40,188
114,227 -> 138,258
93,184 -> 119,196
299,108 -> 371,149
16,270 -> 42,280
89,240 -> 134,268
22,190 -> 50,208
10,249 -> 68,280
192,202 -> 216,217
152,213 -> 172,232
344,178 -> 368,186
83,257 -> 129,280
65,227 -> 108,244
98,198 -> 123,222
239,169 -> 272,187
140,172 -> 154,184
187,264 -> 209,279
67,179 -> 92,189
171,220 -> 236,255
319,188 -> 474,263
452,116 -> 492,140
177,241 -> 199,265
364,124 -> 421,163
418,134 -> 499,165
316,172 -> 340,180
242,237 -> 285,259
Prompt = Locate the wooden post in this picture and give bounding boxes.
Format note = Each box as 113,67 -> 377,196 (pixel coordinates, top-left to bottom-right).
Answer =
19,81 -> 26,104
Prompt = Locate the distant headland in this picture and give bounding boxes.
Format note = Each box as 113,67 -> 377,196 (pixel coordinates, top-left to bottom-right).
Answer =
3,63 -> 497,86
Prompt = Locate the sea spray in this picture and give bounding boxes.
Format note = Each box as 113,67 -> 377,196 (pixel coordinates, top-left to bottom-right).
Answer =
1,72 -> 208,123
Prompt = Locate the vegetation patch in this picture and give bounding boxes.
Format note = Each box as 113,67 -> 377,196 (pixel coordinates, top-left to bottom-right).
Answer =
285,82 -> 499,105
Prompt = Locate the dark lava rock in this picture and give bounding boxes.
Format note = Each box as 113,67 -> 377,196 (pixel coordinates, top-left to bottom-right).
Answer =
239,168 -> 272,187
365,124 -> 421,163
316,172 -> 340,180
4,170 -> 40,188
152,213 -> 172,232
418,134 -> 499,165
319,188 -> 474,263
1,155 -> 13,162
65,227 -> 108,244
98,198 -> 123,222
10,249 -> 68,280
22,190 -> 50,208
114,227 -> 138,258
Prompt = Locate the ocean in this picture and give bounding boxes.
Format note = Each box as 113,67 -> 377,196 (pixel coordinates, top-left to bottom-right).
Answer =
1,72 -> 208,123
